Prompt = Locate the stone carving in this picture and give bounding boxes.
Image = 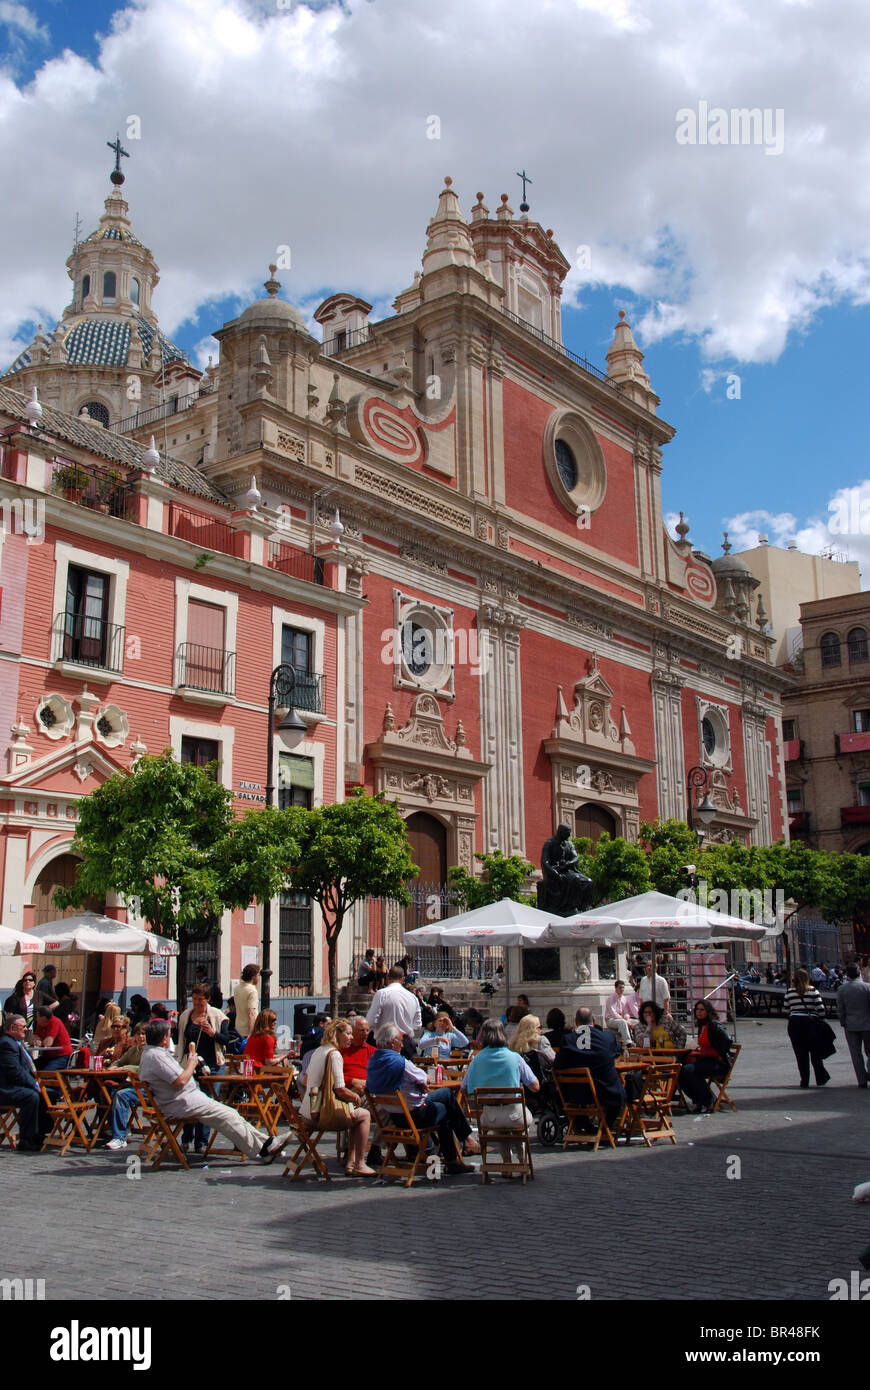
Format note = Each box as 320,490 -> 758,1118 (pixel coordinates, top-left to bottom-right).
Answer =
276,431 -> 305,462
551,656 -> 635,756
537,824 -> 594,917
573,950 -> 592,983
354,466 -> 472,533
380,693 -> 472,759
406,771 -> 450,801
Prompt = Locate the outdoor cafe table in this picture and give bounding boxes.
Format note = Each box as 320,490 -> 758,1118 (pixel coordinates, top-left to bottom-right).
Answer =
196,1069 -> 296,1158
742,983 -> 839,1019
616,1059 -> 675,1144
39,1067 -> 131,1154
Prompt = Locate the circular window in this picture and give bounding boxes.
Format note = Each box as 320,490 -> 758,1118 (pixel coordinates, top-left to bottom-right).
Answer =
543,410 -> 607,518
702,717 -> 716,755
399,609 -> 452,691
555,439 -> 578,491
701,708 -> 729,768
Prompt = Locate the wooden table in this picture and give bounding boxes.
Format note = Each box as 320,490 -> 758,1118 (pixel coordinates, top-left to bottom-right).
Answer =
616,1059 -> 678,1145
196,1070 -> 296,1158
39,1068 -> 132,1154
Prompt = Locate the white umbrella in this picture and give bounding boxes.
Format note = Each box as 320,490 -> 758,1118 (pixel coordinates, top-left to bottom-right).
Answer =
0,924 -> 33,955
18,913 -> 178,956
403,898 -> 553,1010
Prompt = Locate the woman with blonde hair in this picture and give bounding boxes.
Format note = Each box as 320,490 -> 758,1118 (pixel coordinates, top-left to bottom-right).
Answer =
299,1018 -> 374,1176
509,1014 -> 555,1064
785,967 -> 830,1088
93,1001 -> 122,1050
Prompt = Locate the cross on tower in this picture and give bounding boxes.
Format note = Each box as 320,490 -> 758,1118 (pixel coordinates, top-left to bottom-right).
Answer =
516,169 -> 532,210
107,133 -> 130,185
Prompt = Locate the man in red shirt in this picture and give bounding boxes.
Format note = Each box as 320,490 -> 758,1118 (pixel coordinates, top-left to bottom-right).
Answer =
34,1006 -> 74,1071
342,1015 -> 376,1091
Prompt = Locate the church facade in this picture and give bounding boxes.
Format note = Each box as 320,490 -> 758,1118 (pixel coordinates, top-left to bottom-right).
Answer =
0,161 -> 791,1006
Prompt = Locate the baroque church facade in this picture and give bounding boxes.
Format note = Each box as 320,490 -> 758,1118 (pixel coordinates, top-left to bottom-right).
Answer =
0,159 -> 790,1004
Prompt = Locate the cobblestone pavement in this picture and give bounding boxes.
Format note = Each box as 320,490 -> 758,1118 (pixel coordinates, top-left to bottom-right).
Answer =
2,1019 -> 869,1302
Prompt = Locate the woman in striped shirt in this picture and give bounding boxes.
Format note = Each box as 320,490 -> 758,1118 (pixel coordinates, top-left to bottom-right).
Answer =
785,968 -> 830,1088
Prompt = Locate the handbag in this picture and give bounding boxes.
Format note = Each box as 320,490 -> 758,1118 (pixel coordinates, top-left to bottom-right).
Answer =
812,1017 -> 837,1059
312,1048 -> 356,1132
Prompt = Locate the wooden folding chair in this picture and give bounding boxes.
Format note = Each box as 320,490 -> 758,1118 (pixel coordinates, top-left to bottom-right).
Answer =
365,1091 -> 438,1186
628,1048 -> 689,1111
553,1068 -> 617,1151
39,1070 -> 97,1155
130,1079 -> 189,1170
633,1062 -> 678,1145
280,1108 -> 331,1182
709,1043 -> 741,1112
0,1104 -> 19,1149
473,1087 -> 534,1183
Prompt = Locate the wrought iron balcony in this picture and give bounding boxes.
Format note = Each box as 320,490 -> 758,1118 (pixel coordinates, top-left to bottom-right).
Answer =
285,668 -> 322,714
266,541 -> 324,585
52,610 -> 125,672
50,459 -> 134,520
175,643 -> 235,695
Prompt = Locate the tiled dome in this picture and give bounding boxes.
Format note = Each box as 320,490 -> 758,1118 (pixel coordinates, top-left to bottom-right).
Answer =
5,315 -> 188,374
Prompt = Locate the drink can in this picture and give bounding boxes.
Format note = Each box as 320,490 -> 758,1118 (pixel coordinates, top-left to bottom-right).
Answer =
94,1054 -> 103,1072
435,1064 -> 444,1084
243,1057 -> 253,1077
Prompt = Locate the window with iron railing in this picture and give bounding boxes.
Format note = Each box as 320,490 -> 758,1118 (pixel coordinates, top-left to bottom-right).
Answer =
175,643 -> 235,695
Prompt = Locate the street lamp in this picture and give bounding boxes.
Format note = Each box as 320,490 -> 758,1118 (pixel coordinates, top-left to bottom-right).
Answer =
686,765 -> 716,834
261,664 -> 307,1009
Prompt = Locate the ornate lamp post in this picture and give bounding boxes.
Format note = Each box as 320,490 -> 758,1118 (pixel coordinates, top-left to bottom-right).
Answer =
261,665 -> 306,1009
686,765 -> 716,835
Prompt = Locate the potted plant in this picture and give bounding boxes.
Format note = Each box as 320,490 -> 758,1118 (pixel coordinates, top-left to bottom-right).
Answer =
51,460 -> 89,503
95,468 -> 124,514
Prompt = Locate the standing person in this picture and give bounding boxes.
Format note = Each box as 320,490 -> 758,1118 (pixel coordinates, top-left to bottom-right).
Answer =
4,973 -> 38,1031
836,964 -> 870,1088
366,965 -> 422,1056
0,1015 -> 50,1151
176,984 -> 229,1153
35,965 -> 59,1012
678,1001 -> 732,1111
194,966 -> 223,1009
639,959 -> 672,1016
233,964 -> 260,1040
785,968 -> 830,1089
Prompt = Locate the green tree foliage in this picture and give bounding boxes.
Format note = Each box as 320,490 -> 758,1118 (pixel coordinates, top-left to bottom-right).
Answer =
447,850 -> 536,910
572,833 -> 651,904
54,751 -> 295,1009
282,788 -> 418,1015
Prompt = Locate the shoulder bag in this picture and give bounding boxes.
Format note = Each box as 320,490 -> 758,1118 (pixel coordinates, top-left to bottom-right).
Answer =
312,1048 -> 356,1131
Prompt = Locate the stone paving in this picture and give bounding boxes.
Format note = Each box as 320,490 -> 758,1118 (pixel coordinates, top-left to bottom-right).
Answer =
2,1017 -> 869,1302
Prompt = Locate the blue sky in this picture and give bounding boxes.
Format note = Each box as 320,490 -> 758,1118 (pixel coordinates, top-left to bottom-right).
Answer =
3,0 -> 869,576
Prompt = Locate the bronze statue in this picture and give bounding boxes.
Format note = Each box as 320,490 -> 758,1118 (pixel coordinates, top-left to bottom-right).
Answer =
538,824 -> 594,916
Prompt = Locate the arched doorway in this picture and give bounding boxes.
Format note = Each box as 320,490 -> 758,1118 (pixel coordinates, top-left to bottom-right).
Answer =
404,811 -> 448,934
575,803 -> 617,843
29,854 -> 104,1029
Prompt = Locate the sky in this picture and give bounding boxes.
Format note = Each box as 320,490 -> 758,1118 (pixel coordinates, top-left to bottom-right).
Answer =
1,0 -> 869,580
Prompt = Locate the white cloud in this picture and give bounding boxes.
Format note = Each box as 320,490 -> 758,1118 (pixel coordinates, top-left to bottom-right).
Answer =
1,0 -> 870,372
724,485 -> 870,586
0,2 -> 47,41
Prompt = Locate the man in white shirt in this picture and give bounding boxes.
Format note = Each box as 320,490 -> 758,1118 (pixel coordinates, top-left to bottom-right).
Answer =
639,961 -> 672,1016
138,1020 -> 287,1161
365,966 -> 421,1054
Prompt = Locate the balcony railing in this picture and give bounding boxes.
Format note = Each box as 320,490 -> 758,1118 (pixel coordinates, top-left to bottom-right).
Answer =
266,541 -> 324,585
789,811 -> 810,833
175,643 -> 235,695
320,327 -> 374,356
52,610 -> 125,672
50,459 -> 134,520
841,806 -> 870,827
784,738 -> 804,762
286,668 -> 322,714
835,731 -> 870,755
168,502 -> 242,558
499,307 -> 623,394
116,384 -> 215,434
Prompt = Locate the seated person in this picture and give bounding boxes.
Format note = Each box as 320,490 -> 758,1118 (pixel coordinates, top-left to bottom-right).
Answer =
464,1019 -> 539,1163
634,1001 -> 687,1050
243,1010 -> 288,1070
101,1016 -> 133,1065
33,1007 -> 74,1071
393,953 -> 419,984
509,1013 -> 555,1064
372,956 -> 389,991
413,987 -> 436,1031
53,983 -> 80,1037
603,980 -> 638,1048
105,1023 -> 148,1150
0,1014 -> 51,1152
139,1021 -> 288,1162
544,1007 -> 568,1050
503,1004 -> 529,1044
356,949 -> 378,995
366,1023 -> 478,1171
679,1001 -> 732,1113
298,1019 -> 374,1176
553,1007 -> 626,1129
342,1015 -> 376,1096
426,986 -> 456,1023
417,1011 -> 470,1058
300,1013 -> 330,1060
127,994 -> 152,1029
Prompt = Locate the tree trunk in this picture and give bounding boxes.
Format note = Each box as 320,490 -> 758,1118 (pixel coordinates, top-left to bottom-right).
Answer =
327,929 -> 339,1018
177,929 -> 190,1014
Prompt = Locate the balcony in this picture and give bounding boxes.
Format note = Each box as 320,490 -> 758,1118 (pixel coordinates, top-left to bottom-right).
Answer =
52,610 -> 125,676
784,738 -> 804,762
842,806 -> 870,827
175,643 -> 235,702
116,383 -> 215,434
266,541 -> 324,585
836,731 -> 870,755
50,459 -> 134,521
168,502 -> 242,558
789,811 -> 810,834
286,668 -> 323,718
320,327 -> 374,356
